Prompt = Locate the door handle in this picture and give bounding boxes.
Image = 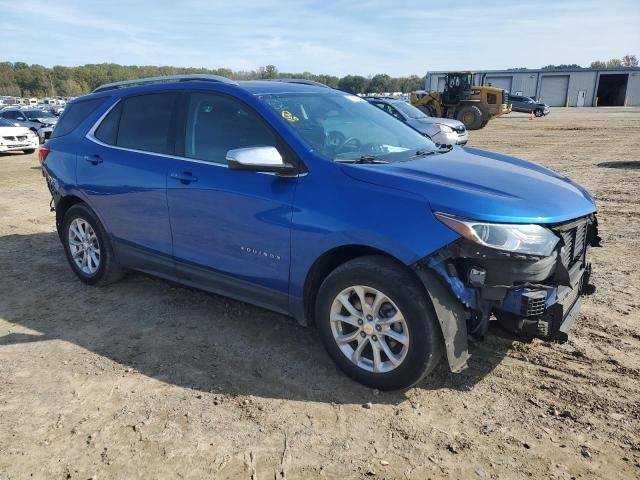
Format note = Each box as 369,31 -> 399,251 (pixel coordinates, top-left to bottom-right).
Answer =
170,172 -> 198,184
84,154 -> 102,165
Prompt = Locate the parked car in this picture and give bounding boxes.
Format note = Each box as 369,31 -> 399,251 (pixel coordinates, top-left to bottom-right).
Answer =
0,108 -> 58,142
41,75 -> 599,390
510,95 -> 550,117
0,118 -> 38,153
367,98 -> 468,147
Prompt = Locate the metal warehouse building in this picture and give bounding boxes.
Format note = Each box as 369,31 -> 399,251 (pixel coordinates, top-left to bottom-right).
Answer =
425,68 -> 640,107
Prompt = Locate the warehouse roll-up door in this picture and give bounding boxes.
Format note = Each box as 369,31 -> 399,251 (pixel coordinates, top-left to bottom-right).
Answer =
539,75 -> 569,106
485,76 -> 512,92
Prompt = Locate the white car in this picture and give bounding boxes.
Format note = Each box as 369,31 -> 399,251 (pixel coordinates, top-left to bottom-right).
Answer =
0,118 -> 39,154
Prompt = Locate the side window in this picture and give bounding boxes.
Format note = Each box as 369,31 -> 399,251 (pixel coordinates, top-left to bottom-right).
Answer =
3,111 -> 19,119
94,102 -> 122,145
184,92 -> 276,164
385,105 -> 403,120
116,93 -> 177,154
51,96 -> 107,138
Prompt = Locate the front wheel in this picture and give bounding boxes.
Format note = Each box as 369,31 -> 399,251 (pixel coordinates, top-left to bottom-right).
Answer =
456,105 -> 484,130
535,109 -> 544,117
23,149 -> 36,154
316,256 -> 443,390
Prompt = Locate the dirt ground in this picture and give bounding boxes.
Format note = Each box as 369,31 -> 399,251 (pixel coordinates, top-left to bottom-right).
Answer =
0,107 -> 639,480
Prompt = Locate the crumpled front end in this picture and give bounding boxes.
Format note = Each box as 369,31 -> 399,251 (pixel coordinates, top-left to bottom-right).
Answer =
413,215 -> 601,372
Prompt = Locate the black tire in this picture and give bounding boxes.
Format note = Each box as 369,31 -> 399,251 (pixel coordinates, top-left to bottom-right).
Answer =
23,149 -> 36,154
535,109 -> 544,117
316,255 -> 444,390
62,203 -> 124,285
456,105 -> 484,130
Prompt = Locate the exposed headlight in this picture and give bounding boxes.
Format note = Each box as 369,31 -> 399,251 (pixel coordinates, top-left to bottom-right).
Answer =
434,212 -> 559,256
27,130 -> 36,137
434,124 -> 453,133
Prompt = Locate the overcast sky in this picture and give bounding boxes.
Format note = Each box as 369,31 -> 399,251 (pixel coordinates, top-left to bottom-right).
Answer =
1,0 -> 638,76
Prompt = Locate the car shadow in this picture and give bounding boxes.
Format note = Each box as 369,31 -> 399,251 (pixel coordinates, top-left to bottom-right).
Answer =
0,232 -> 513,404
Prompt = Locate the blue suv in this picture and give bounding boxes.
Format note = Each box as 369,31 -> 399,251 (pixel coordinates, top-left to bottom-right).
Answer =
41,75 -> 599,390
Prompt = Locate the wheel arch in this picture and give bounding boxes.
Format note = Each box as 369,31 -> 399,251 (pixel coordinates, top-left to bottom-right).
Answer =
301,244 -> 421,326
55,195 -> 87,239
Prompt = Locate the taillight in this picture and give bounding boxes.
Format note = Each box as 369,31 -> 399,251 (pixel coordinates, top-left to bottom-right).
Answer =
38,146 -> 49,166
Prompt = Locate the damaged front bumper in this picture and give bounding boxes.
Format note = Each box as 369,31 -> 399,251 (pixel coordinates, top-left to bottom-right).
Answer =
413,215 -> 601,372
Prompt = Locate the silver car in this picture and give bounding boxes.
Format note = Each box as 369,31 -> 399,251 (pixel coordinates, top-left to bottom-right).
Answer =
367,98 -> 468,147
0,108 -> 58,143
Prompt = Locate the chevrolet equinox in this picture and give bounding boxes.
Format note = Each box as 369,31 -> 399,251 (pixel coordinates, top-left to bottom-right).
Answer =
41,75 -> 600,390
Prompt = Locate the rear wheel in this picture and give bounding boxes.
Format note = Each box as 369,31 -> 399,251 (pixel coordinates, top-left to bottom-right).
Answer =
316,256 -> 443,390
456,105 -> 484,130
62,203 -> 124,285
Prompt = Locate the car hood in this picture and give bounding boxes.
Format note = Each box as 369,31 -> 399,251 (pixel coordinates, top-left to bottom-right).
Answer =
341,146 -> 596,224
34,117 -> 57,124
0,126 -> 31,136
413,117 -> 465,129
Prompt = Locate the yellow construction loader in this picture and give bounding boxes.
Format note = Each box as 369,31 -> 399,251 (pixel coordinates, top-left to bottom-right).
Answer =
410,72 -> 511,130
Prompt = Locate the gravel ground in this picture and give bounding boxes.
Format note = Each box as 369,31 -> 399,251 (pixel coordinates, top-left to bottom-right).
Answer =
0,107 -> 639,479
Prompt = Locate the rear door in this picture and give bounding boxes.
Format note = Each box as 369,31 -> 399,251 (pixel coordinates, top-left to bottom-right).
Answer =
79,92 -> 177,273
510,96 -> 524,111
166,91 -> 297,311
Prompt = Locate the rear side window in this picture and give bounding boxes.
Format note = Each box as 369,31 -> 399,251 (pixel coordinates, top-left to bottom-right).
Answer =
116,93 -> 176,154
94,103 -> 122,145
51,97 -> 108,138
1,111 -> 22,120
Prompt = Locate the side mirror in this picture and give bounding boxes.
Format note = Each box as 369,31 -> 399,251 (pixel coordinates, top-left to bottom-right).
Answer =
17,117 -> 26,121
226,146 -> 297,176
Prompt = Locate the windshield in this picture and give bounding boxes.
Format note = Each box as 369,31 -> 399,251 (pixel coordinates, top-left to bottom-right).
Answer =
24,110 -> 55,119
257,92 -> 437,162
391,101 -> 428,119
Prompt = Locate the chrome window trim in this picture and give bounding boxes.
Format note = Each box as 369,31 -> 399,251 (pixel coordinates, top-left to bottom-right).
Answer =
84,99 -> 305,176
85,98 -> 228,169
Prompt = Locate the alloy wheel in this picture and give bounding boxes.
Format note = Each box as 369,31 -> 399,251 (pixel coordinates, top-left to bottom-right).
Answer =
330,285 -> 409,373
68,218 -> 101,275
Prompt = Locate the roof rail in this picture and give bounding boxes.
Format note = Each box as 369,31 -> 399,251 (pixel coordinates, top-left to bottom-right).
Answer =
268,78 -> 331,88
92,74 -> 238,93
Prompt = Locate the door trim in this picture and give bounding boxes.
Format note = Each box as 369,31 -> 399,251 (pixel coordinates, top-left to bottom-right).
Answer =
113,239 -> 291,317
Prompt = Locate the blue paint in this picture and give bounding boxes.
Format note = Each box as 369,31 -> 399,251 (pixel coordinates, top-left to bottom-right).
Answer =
42,80 -> 597,318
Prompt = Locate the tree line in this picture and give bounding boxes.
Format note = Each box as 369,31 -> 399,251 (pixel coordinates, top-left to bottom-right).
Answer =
0,62 -> 425,98
3,54 -> 636,98
508,54 -> 638,71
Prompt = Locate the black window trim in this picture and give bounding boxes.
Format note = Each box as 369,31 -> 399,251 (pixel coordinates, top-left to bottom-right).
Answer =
175,89 -> 305,173
51,95 -> 110,139
86,88 -> 306,175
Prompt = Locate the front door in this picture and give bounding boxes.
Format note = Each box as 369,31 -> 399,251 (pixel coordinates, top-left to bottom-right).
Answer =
577,90 -> 586,107
78,92 -> 177,271
166,91 -> 297,311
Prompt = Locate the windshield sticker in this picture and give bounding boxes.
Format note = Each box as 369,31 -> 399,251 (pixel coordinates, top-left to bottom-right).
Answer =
281,110 -> 299,123
344,95 -> 365,103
